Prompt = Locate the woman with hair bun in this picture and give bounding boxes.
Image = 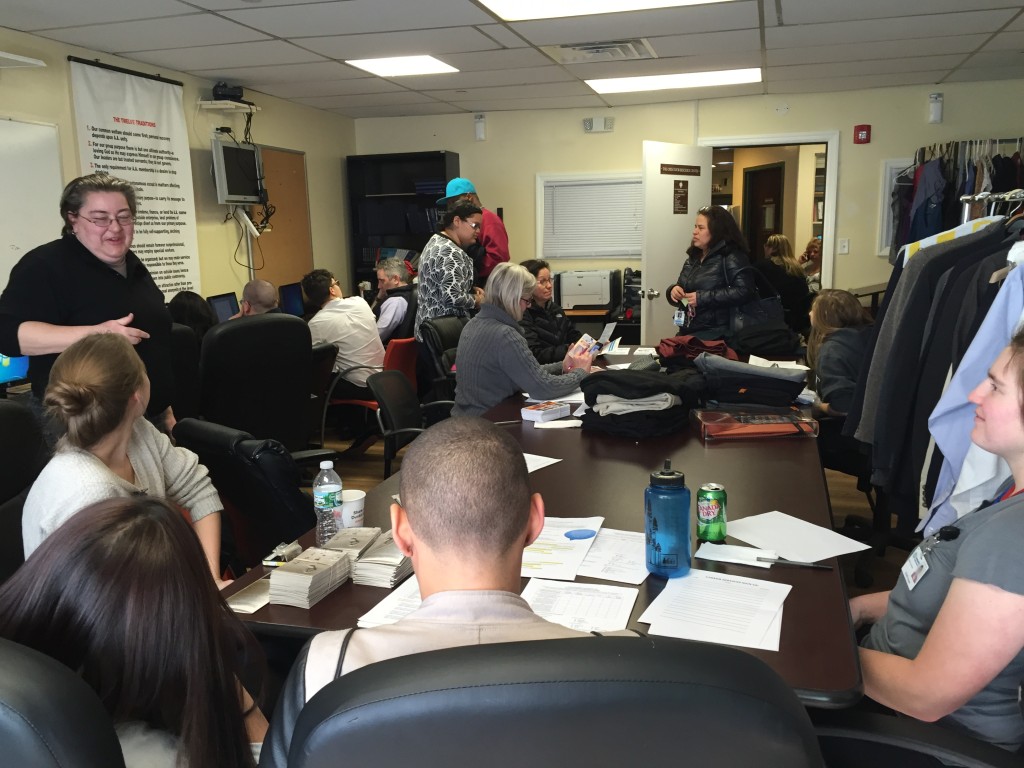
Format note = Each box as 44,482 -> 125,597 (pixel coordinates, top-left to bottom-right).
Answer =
22,332 -> 225,585
0,495 -> 265,767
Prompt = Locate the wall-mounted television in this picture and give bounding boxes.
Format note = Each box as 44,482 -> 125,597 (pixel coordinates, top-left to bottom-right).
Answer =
0,354 -> 29,386
211,137 -> 264,205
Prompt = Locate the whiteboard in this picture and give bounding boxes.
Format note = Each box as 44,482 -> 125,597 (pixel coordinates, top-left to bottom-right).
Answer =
0,118 -> 63,291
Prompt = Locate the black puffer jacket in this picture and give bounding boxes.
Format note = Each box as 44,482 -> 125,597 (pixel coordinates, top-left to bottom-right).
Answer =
519,300 -> 582,364
665,240 -> 755,332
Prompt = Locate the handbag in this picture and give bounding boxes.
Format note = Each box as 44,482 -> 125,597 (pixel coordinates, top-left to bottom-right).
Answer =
719,261 -> 784,334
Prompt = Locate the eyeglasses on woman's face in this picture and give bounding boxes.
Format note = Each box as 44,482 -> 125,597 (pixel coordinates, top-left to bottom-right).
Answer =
76,213 -> 136,229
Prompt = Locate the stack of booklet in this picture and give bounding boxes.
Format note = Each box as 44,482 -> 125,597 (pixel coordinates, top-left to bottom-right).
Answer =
353,530 -> 412,588
322,527 -> 382,562
269,548 -> 351,609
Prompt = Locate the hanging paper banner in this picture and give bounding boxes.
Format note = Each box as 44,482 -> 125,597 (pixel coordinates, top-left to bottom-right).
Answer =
70,61 -> 201,295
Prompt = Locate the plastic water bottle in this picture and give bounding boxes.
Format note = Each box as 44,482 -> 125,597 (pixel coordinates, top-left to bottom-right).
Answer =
313,460 -> 343,547
645,459 -> 691,578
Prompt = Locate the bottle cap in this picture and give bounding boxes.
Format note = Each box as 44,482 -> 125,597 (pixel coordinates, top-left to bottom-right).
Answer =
650,458 -> 685,487
319,460 -> 334,470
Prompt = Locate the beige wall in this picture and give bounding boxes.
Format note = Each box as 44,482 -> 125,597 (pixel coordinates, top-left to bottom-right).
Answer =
356,80 -> 1024,289
731,144 -> 800,246
0,27 -> 356,297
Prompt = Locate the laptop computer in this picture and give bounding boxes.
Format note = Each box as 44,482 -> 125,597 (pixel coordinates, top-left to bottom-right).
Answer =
207,292 -> 240,323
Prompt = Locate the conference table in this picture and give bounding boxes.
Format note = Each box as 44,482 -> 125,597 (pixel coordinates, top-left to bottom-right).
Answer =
225,394 -> 862,709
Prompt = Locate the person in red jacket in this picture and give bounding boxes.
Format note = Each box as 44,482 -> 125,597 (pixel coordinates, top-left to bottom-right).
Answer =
437,177 -> 510,287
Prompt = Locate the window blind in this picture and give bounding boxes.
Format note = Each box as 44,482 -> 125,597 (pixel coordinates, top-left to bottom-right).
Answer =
541,175 -> 642,259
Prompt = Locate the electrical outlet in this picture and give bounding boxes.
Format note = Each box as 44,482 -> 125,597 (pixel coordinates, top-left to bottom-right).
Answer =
838,238 -> 850,255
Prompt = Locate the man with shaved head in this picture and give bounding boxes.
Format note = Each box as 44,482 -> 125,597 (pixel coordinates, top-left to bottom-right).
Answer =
262,417 -> 631,766
240,279 -> 279,316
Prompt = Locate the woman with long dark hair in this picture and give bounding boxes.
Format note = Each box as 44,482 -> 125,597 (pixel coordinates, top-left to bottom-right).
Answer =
0,496 -> 266,767
665,205 -> 755,339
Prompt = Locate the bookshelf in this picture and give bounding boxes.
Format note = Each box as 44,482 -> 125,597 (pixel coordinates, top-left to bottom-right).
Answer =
812,153 -> 826,240
346,151 -> 460,292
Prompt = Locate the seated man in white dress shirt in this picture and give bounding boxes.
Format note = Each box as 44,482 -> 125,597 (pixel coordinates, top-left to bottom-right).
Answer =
301,269 -> 384,400
261,417 -> 629,767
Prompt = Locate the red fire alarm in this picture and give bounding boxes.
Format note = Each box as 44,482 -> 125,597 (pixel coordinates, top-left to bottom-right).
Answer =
853,124 -> 871,144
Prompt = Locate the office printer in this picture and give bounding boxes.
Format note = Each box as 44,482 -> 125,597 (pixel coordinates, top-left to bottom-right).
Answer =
556,269 -> 622,310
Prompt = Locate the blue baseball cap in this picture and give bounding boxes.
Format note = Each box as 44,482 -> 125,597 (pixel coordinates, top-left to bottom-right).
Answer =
436,177 -> 477,206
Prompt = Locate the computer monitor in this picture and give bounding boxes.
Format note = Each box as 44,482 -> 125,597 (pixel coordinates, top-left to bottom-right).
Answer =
0,354 -> 29,386
207,292 -> 240,324
279,282 -> 305,317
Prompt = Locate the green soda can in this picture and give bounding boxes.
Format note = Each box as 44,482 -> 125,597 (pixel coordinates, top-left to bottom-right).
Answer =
696,483 -> 727,543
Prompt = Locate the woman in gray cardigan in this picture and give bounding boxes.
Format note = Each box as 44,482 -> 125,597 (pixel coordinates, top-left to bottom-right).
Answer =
453,263 -> 593,417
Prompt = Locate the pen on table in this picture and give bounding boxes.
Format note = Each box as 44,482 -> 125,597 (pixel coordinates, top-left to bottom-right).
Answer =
756,557 -> 833,571
493,420 -> 522,426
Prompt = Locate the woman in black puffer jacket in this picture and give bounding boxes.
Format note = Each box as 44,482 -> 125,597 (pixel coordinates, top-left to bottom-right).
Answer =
665,206 -> 755,339
519,259 -> 583,364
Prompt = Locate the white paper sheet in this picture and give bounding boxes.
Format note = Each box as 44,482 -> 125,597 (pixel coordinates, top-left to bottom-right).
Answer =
523,453 -> 562,473
606,363 -> 633,370
747,355 -> 809,372
634,347 -> 657,356
639,569 -> 790,651
356,575 -> 421,628
533,419 -> 582,429
577,529 -> 649,584
694,542 -> 777,569
521,516 -> 604,581
600,337 -> 621,354
521,578 -> 638,632
727,511 -> 870,563
226,576 -> 271,614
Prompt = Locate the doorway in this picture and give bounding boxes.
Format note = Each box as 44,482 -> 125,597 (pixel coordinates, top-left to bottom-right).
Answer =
701,132 -> 838,289
742,163 -> 784,259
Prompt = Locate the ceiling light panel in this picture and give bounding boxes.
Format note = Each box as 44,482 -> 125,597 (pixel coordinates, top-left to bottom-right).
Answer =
480,0 -> 739,22
586,66 -> 761,93
346,55 -> 458,77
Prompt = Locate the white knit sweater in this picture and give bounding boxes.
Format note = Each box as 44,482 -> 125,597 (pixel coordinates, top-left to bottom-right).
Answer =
22,418 -> 222,557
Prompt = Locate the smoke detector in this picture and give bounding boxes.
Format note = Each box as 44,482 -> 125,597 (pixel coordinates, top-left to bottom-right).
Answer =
541,39 -> 657,65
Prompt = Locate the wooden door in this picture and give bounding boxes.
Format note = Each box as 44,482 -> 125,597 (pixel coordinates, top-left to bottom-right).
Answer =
742,164 -> 784,259
250,147 -> 313,288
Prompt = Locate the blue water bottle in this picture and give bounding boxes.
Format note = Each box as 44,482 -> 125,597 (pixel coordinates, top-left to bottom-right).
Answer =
645,459 -> 691,578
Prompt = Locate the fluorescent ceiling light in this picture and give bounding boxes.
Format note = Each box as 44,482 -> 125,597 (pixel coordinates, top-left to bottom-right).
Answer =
480,0 -> 737,21
586,67 -> 761,94
345,56 -> 457,77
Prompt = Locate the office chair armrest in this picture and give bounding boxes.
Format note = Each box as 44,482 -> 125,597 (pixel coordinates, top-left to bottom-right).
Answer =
811,709 -> 1022,768
290,448 -> 341,468
421,400 -> 456,410
325,367 -> 384,401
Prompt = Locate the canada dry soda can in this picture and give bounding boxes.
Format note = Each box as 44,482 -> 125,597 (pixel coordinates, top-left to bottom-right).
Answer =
696,483 -> 727,543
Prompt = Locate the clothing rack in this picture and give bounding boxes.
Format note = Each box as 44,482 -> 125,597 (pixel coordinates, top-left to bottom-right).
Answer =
960,189 -> 1024,223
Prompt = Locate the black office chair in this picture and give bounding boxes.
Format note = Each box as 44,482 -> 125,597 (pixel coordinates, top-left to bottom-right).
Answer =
0,400 -> 50,583
419,315 -> 470,400
199,313 -> 314,452
309,343 -> 338,448
281,636 -> 824,768
174,418 -> 322,570
169,322 -> 201,420
813,708 -> 1022,767
366,370 -> 453,477
0,638 -> 126,767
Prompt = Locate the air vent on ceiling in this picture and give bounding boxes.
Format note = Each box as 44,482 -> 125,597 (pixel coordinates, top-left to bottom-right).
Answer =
541,39 -> 657,66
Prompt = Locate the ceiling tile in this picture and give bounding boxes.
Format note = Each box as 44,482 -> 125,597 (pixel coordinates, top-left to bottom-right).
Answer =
331,102 -> 467,118
646,28 -> 762,58
298,26 -> 501,59
186,0 -> 342,9
127,40 -> 324,71
425,81 -> 593,101
509,1 -> 759,47
474,24 -> 530,48
957,49 -> 1024,68
767,35 -> 990,66
2,0 -> 193,31
296,90 -> 435,108
447,94 -> 606,111
944,64 -> 1024,82
766,55 -> 966,81
564,52 -> 761,79
191,60 -> 365,85
389,65 -> 572,91
250,77 -> 403,98
767,10 -> 1017,48
220,0 -> 495,39
980,30 -> 1024,51
439,47 -> 552,71
41,14 -> 266,53
778,0 -> 1020,25
768,71 -> 947,93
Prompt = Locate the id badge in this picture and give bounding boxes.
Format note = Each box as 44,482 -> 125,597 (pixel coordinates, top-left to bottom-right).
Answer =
673,308 -> 688,327
901,547 -> 930,591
